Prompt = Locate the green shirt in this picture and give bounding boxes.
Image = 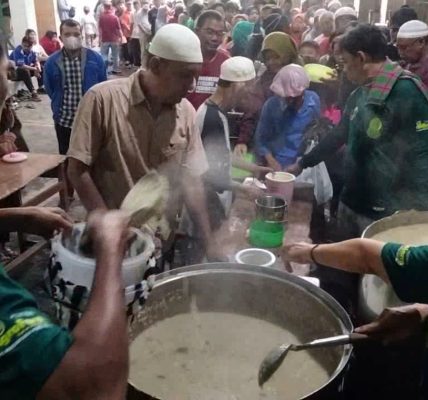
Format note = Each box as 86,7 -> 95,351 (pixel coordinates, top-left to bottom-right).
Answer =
0,266 -> 72,399
302,62 -> 428,219
382,243 -> 428,303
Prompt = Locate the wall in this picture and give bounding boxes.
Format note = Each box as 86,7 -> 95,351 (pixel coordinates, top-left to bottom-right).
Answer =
9,0 -> 38,45
34,0 -> 59,37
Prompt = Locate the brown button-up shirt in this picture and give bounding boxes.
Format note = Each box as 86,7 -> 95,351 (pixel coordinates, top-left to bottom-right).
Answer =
68,71 -> 208,209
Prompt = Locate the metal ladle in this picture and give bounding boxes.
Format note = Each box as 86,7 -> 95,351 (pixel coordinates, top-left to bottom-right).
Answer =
258,332 -> 369,387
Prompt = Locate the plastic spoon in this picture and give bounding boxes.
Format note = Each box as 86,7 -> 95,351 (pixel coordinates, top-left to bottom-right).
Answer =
258,332 -> 369,387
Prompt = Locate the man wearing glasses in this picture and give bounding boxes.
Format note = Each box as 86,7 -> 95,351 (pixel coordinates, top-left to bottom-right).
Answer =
187,10 -> 230,111
397,19 -> 428,86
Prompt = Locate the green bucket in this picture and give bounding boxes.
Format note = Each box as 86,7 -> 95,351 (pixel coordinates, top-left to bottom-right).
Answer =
249,220 -> 285,248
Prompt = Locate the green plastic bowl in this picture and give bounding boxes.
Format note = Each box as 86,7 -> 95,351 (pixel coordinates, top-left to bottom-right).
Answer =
249,220 -> 285,248
232,153 -> 255,179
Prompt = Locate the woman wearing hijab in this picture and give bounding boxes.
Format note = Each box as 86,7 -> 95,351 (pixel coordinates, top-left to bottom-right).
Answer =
231,20 -> 254,57
255,64 -> 320,170
234,32 -> 302,156
290,13 -> 307,45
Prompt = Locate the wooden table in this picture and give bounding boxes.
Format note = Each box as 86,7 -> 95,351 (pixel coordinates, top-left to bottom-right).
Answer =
0,153 -> 68,274
213,182 -> 315,275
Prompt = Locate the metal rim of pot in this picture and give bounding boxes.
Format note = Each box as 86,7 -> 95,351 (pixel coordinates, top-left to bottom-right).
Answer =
128,263 -> 354,400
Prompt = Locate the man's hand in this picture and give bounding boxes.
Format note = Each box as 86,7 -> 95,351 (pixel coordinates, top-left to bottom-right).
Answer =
282,242 -> 313,264
34,70 -> 41,79
87,210 -> 131,259
0,132 -> 17,156
355,306 -> 424,345
206,239 -> 228,262
234,144 -> 248,158
285,161 -> 303,177
265,154 -> 282,172
26,207 -> 73,237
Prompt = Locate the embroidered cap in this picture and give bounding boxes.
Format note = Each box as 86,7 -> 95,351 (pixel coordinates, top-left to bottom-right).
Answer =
149,24 -> 203,63
220,56 -> 256,82
397,20 -> 428,39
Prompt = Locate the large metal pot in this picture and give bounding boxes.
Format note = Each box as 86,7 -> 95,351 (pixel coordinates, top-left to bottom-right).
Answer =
127,263 -> 353,400
357,211 -> 428,322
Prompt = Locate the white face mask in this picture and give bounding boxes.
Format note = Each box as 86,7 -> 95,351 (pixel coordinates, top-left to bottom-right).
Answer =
63,36 -> 82,51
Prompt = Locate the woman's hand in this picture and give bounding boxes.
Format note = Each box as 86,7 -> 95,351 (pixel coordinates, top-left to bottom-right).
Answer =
25,207 -> 74,237
233,144 -> 248,158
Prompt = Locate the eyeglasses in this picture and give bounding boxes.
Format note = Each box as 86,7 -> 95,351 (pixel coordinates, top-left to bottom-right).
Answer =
397,39 -> 421,51
201,28 -> 225,38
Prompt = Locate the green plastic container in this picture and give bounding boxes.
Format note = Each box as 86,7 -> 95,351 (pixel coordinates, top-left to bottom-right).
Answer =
231,153 -> 255,180
249,220 -> 285,248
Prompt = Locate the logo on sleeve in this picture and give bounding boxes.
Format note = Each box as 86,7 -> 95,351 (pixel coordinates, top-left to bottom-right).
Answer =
367,117 -> 383,139
395,245 -> 411,267
416,121 -> 428,132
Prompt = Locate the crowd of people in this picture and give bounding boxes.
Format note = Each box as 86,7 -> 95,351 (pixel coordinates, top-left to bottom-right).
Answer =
2,0 -> 428,397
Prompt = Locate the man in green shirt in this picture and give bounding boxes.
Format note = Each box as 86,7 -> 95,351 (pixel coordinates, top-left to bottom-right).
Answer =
0,207 -> 132,399
288,24 -> 428,237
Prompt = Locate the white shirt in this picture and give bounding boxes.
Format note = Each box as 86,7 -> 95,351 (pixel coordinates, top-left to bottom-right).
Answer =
81,14 -> 97,35
130,11 -> 141,39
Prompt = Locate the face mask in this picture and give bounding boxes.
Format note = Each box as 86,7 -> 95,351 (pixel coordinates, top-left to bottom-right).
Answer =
63,36 -> 82,51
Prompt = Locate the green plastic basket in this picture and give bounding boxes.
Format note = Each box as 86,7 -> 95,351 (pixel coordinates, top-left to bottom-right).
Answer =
249,220 -> 285,248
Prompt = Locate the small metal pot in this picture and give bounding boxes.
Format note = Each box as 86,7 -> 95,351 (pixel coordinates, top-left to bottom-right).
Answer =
255,195 -> 287,223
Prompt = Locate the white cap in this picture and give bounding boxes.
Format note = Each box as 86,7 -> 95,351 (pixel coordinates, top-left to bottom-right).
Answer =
397,20 -> 428,39
220,56 -> 256,82
149,24 -> 203,63
334,6 -> 357,19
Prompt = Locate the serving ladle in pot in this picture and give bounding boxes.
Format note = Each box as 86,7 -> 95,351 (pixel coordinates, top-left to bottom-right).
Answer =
258,332 -> 369,387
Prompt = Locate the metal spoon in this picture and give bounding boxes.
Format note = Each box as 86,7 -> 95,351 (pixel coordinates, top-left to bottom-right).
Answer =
258,332 -> 369,387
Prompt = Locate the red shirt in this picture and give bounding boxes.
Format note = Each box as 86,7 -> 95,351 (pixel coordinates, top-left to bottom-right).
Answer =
186,50 -> 230,111
120,10 -> 132,38
40,36 -> 61,55
99,10 -> 122,43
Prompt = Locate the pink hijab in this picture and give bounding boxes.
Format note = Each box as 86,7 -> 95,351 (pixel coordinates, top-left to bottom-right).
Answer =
270,64 -> 310,98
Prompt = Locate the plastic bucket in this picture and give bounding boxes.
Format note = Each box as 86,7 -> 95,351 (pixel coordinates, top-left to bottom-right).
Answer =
265,172 -> 296,205
49,223 -> 156,329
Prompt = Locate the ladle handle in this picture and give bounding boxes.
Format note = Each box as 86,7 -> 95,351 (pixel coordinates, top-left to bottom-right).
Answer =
293,333 -> 370,351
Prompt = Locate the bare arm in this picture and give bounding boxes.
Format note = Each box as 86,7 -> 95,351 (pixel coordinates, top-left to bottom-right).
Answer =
36,211 -> 130,400
283,239 -> 388,281
182,172 -> 211,245
68,158 -> 108,212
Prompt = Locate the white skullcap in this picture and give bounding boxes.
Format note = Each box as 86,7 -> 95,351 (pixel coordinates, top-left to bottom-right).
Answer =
334,6 -> 357,19
327,0 -> 341,10
220,57 -> 256,82
314,8 -> 326,18
149,24 -> 203,63
270,64 -> 310,98
397,20 -> 428,39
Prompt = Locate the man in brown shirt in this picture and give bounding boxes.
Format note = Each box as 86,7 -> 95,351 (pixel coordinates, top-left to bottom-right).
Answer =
68,23 -> 223,259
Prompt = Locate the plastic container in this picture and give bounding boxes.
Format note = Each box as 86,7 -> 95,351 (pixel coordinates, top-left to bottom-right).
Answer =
249,219 -> 284,248
231,153 -> 255,180
51,223 -> 155,288
235,248 -> 276,267
265,172 -> 296,206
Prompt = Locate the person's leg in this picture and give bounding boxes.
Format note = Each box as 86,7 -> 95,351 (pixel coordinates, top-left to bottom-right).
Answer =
111,42 -> 121,73
54,123 -> 72,155
140,35 -> 148,67
131,38 -> 141,67
15,67 -> 34,93
100,42 -> 110,67
37,62 -> 45,92
54,123 -> 74,200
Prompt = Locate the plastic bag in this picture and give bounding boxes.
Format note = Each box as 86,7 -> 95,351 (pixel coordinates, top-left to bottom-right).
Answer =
296,140 -> 333,205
